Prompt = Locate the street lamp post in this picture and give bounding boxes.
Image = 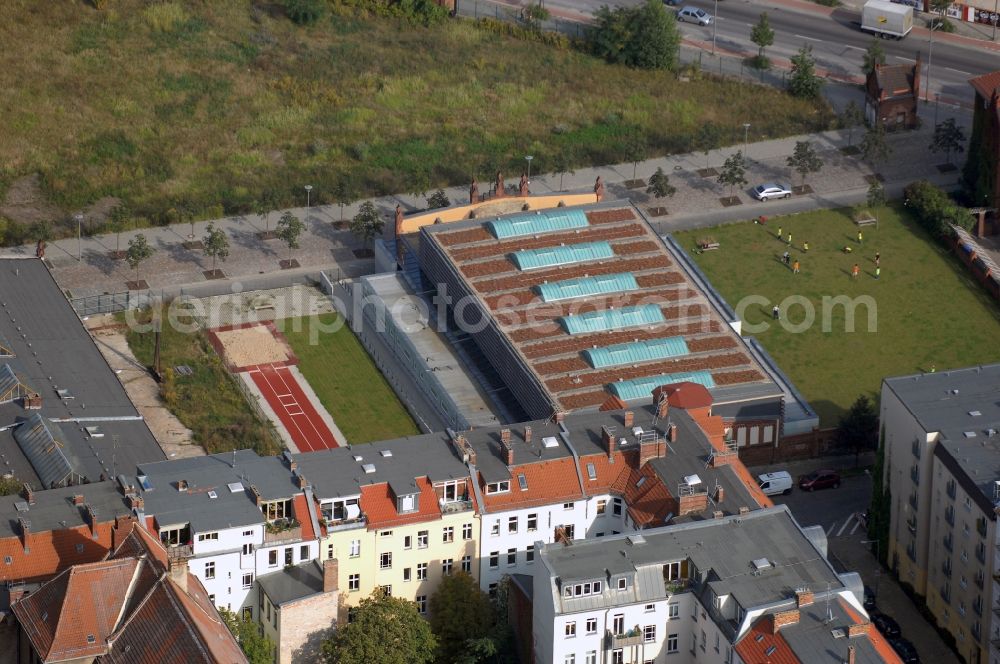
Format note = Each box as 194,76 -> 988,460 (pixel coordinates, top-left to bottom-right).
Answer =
304,185 -> 313,208
924,21 -> 941,103
74,213 -> 83,262
712,0 -> 719,55
525,155 -> 533,182
743,123 -> 751,160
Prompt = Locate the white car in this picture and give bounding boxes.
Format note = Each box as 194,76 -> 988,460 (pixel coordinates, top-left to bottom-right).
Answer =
677,6 -> 713,25
752,183 -> 793,201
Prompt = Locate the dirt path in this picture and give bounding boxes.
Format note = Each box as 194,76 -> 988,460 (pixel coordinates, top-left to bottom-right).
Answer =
85,315 -> 205,460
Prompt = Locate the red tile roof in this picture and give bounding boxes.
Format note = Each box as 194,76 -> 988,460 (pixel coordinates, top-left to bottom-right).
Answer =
971,70 -> 1000,101
734,615 -> 799,664
624,464 -> 676,527
479,457 -> 584,511
293,494 -> 316,540
654,382 -> 714,410
361,477 -> 442,530
0,522 -> 115,584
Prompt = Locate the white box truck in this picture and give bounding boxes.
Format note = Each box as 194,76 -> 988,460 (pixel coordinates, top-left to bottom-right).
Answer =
861,0 -> 913,39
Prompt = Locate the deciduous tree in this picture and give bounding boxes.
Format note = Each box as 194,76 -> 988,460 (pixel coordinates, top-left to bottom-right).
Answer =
108,203 -> 130,256
838,394 -> 878,464
592,0 -> 680,70
694,123 -> 723,170
331,178 -> 355,222
930,118 -> 966,165
717,151 -> 748,201
350,201 -> 384,250
126,233 -> 154,283
219,608 -> 275,664
550,148 -> 576,192
788,44 -> 822,99
276,211 -> 304,262
426,189 -> 451,210
429,573 -> 497,664
202,222 -> 230,272
785,141 -> 823,188
646,167 -> 676,199
750,13 -> 774,68
322,590 -> 436,664
862,38 -> 886,75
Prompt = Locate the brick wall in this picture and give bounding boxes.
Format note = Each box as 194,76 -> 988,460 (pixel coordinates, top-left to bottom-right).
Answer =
508,579 -> 535,664
737,428 -> 838,466
278,591 -> 339,664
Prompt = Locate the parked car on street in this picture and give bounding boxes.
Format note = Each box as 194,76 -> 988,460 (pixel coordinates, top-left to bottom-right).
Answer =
677,7 -> 713,24
752,183 -> 793,201
757,471 -> 793,496
798,469 -> 841,491
871,612 -> 901,639
888,637 -> 919,663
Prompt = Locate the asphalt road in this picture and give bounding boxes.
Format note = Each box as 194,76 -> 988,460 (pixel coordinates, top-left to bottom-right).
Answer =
772,472 -> 874,538
544,0 -> 1000,103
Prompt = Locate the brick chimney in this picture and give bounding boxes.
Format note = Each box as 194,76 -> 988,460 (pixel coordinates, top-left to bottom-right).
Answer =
289,460 -> 298,473
168,555 -> 189,594
8,585 -> 28,605
796,588 -> 814,607
639,435 -> 666,468
738,506 -> 750,516
72,494 -> 85,506
847,622 -> 870,638
177,479 -> 188,492
656,396 -> 669,420
668,423 -> 677,441
250,485 -> 262,507
323,558 -> 339,593
715,486 -> 724,503
553,411 -> 566,423
22,483 -> 33,505
296,473 -> 309,489
623,411 -> 634,428
17,517 -> 30,553
772,609 -> 800,633
129,494 -> 144,511
523,426 -> 532,444
501,441 -> 514,466
23,394 -> 41,410
678,492 -> 709,516
713,510 -> 724,519
601,426 -> 615,460
847,645 -> 856,664
85,504 -> 99,538
500,429 -> 511,445
111,514 -> 135,550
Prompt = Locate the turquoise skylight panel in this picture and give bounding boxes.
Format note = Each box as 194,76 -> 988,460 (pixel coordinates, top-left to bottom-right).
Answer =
583,337 -> 689,369
607,371 -> 716,401
486,209 -> 589,239
537,273 -> 638,302
559,304 -> 664,335
511,241 -> 613,271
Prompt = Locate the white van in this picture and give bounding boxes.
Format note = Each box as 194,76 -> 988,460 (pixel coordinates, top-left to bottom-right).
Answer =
757,471 -> 793,496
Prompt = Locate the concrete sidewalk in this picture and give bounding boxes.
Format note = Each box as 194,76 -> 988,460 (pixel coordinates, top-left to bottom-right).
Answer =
1,89 -> 967,299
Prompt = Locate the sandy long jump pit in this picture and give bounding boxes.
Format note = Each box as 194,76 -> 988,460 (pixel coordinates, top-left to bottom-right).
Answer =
207,321 -> 297,372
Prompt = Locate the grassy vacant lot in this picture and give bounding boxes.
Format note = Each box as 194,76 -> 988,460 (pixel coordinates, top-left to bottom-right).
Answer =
675,207 -> 1000,426
123,307 -> 280,456
0,1 -> 833,236
279,313 -> 419,443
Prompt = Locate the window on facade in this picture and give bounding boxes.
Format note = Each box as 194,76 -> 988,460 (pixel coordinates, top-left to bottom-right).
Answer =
564,525 -> 575,539
380,552 -> 392,569
416,595 -> 428,614
300,545 -> 309,561
381,585 -> 392,597
644,603 -> 655,612
565,656 -> 575,664
597,499 -> 607,515
261,499 -> 292,522
242,543 -> 254,556
488,583 -> 498,597
527,513 -> 538,531
462,523 -> 473,540
565,622 -> 576,637
324,497 -> 359,521
586,618 -> 597,634
700,629 -> 706,651
350,540 -> 361,557
562,581 -> 603,598
242,607 -> 252,621
380,530 -> 393,537
461,556 -> 472,573
268,550 -> 278,567
284,548 -> 293,566
404,535 -> 412,550
613,498 -> 623,516
667,634 -> 679,654
438,480 -> 461,503
204,562 -> 216,579
242,573 -> 253,589
209,593 -> 216,606
485,481 -> 510,494
489,552 -> 499,569
508,516 -> 518,533
526,545 -> 535,563
563,502 -> 574,510
612,649 -> 623,664
404,568 -> 412,582
617,578 -> 627,591
348,574 -> 360,591
443,559 -> 453,575
443,526 -> 454,543
643,625 -> 656,643
417,530 -> 429,549
664,561 -> 682,580
197,532 -> 219,542
586,652 -> 597,664
242,529 -> 253,537
612,614 -> 624,636
668,603 -> 680,620
417,563 -> 428,580
491,521 -> 500,536
507,548 -> 517,566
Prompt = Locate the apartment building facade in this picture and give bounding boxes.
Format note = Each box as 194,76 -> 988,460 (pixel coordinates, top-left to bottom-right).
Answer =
882,365 -> 1000,664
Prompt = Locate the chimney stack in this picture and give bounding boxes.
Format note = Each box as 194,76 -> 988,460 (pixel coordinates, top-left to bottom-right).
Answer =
668,423 -> 677,441
601,426 -> 615,460
323,558 -> 339,593
623,411 -> 634,428
17,517 -> 29,553
738,506 -> 750,516
657,397 -> 669,420
23,394 -> 41,410
713,510 -> 724,519
251,485 -> 262,507
772,609 -> 800,633
22,483 -> 33,505
524,426 -> 532,444
500,429 -> 511,445
796,588 -> 815,607
289,460 -> 298,473
86,504 -> 98,538
72,494 -> 85,506
168,555 -> 189,594
501,441 -> 514,466
847,622 -> 870,638
847,645 -> 856,664
554,411 -> 566,423
296,474 -> 309,489
177,480 -> 188,492
715,486 -> 724,503
129,494 -> 144,511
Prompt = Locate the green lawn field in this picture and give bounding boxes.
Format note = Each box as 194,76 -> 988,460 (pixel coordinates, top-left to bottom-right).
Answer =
280,314 -> 419,444
675,207 -> 1000,426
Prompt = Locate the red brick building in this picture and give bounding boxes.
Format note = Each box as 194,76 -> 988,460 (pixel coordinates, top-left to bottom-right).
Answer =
865,54 -> 921,130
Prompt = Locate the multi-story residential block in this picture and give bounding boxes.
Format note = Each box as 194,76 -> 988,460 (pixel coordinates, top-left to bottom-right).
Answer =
297,432 -> 478,621
527,506 -> 901,664
467,383 -> 771,592
133,451 -> 321,617
881,364 -> 1000,664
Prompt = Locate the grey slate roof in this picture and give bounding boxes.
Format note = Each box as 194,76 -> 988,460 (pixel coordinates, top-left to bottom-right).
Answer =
541,506 -> 844,615
0,258 -> 164,488
293,431 -> 471,500
136,451 -> 276,533
884,364 -> 1000,511
778,601 -> 888,664
12,413 -> 74,489
257,560 -> 326,606
0,364 -> 23,403
0,480 -> 129,539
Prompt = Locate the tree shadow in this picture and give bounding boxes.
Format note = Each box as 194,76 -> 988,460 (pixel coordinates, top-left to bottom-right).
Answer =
84,248 -> 120,277
164,240 -> 205,268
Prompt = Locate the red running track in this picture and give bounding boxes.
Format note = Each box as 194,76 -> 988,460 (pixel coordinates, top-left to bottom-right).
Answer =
249,364 -> 341,451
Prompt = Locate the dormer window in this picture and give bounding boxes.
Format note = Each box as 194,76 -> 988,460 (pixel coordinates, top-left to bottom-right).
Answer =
397,492 -> 419,514
159,524 -> 190,547
261,499 -> 292,522
486,481 -> 511,494
562,580 -> 603,598
617,577 -> 628,591
436,480 -> 463,503
323,497 -> 360,522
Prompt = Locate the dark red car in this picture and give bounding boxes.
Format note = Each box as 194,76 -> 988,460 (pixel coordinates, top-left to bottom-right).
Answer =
798,469 -> 841,491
